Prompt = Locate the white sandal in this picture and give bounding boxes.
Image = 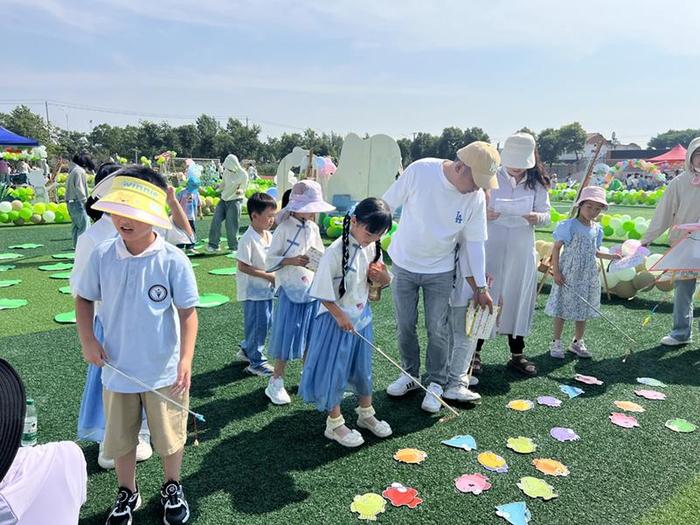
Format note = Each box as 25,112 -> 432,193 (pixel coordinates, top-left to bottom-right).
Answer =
355,406 -> 393,438
324,415 -> 364,448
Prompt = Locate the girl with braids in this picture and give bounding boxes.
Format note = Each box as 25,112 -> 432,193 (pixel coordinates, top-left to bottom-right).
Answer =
265,181 -> 335,405
300,198 -> 393,448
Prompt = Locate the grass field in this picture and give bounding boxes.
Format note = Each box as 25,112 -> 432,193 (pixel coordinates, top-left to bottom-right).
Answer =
1,214 -> 699,525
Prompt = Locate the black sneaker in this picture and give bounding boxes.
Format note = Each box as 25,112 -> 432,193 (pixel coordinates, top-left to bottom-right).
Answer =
105,485 -> 141,525
161,480 -> 190,525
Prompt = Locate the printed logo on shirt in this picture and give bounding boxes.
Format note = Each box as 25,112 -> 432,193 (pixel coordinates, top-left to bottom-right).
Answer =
455,211 -> 464,224
148,284 -> 168,302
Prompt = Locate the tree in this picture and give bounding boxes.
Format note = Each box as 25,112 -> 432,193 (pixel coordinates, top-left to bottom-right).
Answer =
648,129 -> 700,150
436,127 -> 464,160
537,128 -> 562,167
174,124 -> 199,157
410,132 -> 439,160
517,127 -> 536,138
397,138 -> 411,166
463,127 -> 490,146
558,122 -> 587,160
194,114 -> 220,158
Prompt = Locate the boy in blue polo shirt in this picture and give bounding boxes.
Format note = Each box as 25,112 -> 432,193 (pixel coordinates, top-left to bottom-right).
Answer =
75,166 -> 199,525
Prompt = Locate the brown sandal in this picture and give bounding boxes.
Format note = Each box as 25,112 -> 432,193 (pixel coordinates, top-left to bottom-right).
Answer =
471,352 -> 482,376
507,354 -> 537,377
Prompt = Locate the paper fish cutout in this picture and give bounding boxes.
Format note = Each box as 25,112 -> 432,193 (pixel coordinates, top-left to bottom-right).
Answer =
537,396 -> 562,408
635,389 -> 667,400
442,434 -> 477,451
38,262 -> 73,271
455,473 -> 492,495
0,253 -> 22,261
507,437 -> 537,454
550,427 -> 580,442
393,448 -> 427,464
0,265 -> 16,271
532,458 -> 570,477
636,377 -> 667,388
559,384 -> 584,398
614,401 -> 645,413
665,418 -> 697,433
9,243 -> 43,249
507,400 -> 534,412
575,374 -> 603,385
517,477 -> 558,500
382,483 -> 423,508
478,451 -> 508,473
496,501 -> 532,525
610,412 -> 640,428
350,493 -> 386,521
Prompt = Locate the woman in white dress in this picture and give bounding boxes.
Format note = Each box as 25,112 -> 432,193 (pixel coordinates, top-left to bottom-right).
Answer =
472,133 -> 551,376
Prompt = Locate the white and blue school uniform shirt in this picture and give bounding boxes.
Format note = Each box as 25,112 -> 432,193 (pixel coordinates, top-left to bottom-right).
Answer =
236,226 -> 274,302
75,233 -> 199,393
382,158 -> 487,274
310,235 -> 390,327
266,216 -> 325,303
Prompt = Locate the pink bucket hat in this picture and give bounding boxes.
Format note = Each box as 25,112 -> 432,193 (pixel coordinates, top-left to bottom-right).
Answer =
576,185 -> 608,208
276,180 -> 335,223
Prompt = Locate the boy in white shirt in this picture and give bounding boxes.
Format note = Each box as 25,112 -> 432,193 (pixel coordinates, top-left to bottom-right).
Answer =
236,192 -> 277,376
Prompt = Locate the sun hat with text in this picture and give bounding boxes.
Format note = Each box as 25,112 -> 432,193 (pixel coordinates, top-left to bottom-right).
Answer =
456,141 -> 501,190
92,176 -> 171,230
500,132 -> 536,170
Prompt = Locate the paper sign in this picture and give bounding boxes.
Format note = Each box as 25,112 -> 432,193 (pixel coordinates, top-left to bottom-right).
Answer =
609,254 -> 645,273
305,246 -> 323,272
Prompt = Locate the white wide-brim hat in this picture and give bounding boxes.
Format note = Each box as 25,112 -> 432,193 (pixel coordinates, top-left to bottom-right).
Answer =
500,132 -> 536,170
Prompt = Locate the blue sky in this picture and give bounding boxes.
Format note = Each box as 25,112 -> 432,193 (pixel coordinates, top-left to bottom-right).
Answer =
4,0 -> 698,146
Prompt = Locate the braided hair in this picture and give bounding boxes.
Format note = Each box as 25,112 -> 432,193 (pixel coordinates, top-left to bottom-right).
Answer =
338,197 -> 393,298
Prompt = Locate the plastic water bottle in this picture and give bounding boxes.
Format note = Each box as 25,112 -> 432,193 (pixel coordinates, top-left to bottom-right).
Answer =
21,398 -> 37,447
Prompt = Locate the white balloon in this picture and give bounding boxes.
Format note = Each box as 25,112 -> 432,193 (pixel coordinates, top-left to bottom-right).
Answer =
645,253 -> 663,274
42,210 -> 55,223
604,271 -> 620,288
617,267 -> 636,282
0,201 -> 12,214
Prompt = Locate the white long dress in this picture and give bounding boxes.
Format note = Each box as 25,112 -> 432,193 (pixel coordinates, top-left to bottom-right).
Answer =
486,167 -> 550,337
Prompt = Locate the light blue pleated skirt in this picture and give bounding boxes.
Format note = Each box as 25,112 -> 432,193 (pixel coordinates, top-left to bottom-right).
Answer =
299,310 -> 373,412
268,288 -> 318,361
77,317 -> 105,442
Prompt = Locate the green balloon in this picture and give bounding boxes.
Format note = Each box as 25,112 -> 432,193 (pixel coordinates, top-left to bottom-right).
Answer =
622,220 -> 635,232
603,226 -> 614,237
0,213 -> 8,223
19,208 -> 32,221
327,225 -> 342,238
628,230 -> 642,240
8,210 -> 19,221
380,235 -> 392,252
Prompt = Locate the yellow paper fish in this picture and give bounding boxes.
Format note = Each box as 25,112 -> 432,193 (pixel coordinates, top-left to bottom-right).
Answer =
478,451 -> 508,472
350,493 -> 386,521
393,448 -> 427,464
507,399 -> 534,412
517,476 -> 559,500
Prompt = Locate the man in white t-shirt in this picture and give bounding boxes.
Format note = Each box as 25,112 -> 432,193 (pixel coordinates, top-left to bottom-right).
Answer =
382,142 -> 499,413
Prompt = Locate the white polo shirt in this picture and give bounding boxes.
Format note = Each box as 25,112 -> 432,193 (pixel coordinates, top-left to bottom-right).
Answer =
310,234 -> 388,325
382,158 -> 487,274
266,216 -> 324,303
75,233 -> 199,393
236,226 -> 274,302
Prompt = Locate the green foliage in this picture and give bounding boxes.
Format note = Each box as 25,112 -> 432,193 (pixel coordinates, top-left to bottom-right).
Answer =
648,129 -> 700,150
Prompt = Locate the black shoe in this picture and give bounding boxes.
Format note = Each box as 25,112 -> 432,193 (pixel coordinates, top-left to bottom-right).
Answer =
161,480 -> 190,525
105,486 -> 141,525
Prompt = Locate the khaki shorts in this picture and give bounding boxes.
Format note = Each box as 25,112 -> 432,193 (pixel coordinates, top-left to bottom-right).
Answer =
103,386 -> 189,459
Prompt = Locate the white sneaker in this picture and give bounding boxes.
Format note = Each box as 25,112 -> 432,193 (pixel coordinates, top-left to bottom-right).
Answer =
97,442 -> 114,470
421,382 -> 444,413
469,376 -> 479,387
443,384 -> 481,402
569,339 -> 592,358
205,245 -> 218,253
265,377 -> 291,405
549,340 -> 565,359
386,374 -> 420,397
135,433 -> 153,462
660,335 -> 690,346
235,349 -> 250,363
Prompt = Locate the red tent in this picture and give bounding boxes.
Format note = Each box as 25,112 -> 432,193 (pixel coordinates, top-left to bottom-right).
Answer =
647,144 -> 687,165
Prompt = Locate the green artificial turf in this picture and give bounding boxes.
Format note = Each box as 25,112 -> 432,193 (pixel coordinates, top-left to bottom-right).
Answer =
1,217 -> 699,525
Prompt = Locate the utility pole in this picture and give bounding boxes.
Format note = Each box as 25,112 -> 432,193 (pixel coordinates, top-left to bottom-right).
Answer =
44,101 -> 51,128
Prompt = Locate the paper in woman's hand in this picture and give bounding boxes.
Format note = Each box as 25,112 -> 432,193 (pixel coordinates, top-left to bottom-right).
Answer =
493,197 -> 532,227
304,246 -> 323,272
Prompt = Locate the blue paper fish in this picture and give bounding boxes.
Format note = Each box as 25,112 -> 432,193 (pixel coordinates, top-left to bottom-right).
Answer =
559,384 -> 584,399
496,501 -> 532,525
441,434 -> 477,451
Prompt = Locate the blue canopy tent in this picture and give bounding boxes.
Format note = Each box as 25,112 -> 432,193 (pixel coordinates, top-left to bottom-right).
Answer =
0,126 -> 39,147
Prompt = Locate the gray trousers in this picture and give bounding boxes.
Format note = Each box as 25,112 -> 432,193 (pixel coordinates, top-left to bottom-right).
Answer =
447,306 -> 476,389
391,264 -> 453,386
671,278 -> 698,341
208,198 -> 242,251
67,200 -> 88,248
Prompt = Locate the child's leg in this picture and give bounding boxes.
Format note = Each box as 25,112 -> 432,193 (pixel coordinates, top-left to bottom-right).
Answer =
273,359 -> 286,378
102,390 -> 142,491
358,394 -> 371,408
115,451 -> 137,491
574,320 -> 586,340
553,317 -> 565,340
163,448 -> 184,482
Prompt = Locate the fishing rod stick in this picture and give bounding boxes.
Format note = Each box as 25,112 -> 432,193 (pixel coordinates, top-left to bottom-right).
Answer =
353,330 -> 460,417
102,361 -> 205,422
